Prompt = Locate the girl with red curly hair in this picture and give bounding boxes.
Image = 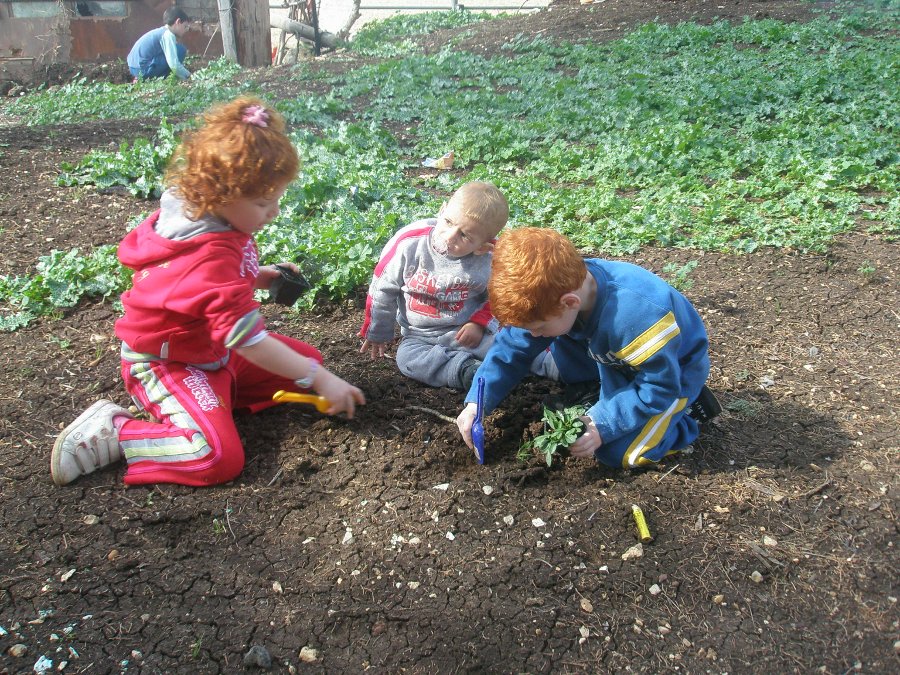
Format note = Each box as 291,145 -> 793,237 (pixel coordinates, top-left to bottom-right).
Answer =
51,97 -> 365,488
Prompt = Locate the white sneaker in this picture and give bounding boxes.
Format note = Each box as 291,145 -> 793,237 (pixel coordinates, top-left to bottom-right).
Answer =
51,400 -> 132,486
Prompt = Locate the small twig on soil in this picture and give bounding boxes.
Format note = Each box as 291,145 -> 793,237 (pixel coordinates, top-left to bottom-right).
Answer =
656,463 -> 680,482
407,405 -> 456,424
799,475 -> 832,499
5,423 -> 37,440
743,477 -> 782,498
225,499 -> 236,541
117,494 -> 144,508
748,542 -> 784,569
267,468 -> 284,487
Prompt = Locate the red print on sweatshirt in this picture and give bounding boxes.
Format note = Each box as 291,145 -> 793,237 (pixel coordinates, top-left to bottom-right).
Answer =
406,268 -> 469,319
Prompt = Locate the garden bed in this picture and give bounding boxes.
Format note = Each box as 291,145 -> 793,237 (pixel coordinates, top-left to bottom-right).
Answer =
0,1 -> 897,673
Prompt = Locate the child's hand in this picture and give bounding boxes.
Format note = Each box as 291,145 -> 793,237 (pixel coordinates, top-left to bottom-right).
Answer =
314,370 -> 366,419
359,339 -> 390,360
456,402 -> 478,452
568,416 -> 602,458
454,322 -> 484,349
255,263 -> 297,290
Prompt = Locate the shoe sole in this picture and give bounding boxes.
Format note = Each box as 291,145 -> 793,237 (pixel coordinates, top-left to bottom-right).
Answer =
689,386 -> 722,424
50,400 -> 116,486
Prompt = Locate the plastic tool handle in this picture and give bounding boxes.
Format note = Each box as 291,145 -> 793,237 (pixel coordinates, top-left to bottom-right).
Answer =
472,376 -> 486,464
272,390 -> 331,413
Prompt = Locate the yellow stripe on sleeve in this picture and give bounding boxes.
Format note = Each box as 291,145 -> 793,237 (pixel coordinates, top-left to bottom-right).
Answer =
612,311 -> 680,367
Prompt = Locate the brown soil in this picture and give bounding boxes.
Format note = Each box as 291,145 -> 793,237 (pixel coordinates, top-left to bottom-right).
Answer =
1,2 -> 897,674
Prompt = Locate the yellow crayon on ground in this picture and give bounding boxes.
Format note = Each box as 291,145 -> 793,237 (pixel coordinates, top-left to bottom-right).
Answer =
631,504 -> 653,543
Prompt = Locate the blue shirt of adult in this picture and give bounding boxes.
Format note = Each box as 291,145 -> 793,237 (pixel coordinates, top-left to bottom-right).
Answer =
127,26 -> 190,80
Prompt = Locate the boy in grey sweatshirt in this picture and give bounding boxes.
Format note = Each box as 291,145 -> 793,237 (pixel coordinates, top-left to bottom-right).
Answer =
360,182 -> 555,389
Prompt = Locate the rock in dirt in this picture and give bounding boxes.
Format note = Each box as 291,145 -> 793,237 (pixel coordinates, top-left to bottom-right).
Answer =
33,655 -> 53,673
299,646 -> 319,662
243,644 -> 272,669
8,643 -> 27,657
621,543 -> 643,560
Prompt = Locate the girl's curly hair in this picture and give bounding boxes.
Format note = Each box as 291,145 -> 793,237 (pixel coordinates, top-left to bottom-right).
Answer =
489,227 -> 586,325
165,96 -> 299,220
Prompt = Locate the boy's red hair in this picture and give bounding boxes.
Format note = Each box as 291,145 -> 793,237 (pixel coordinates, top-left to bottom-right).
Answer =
489,227 -> 586,325
166,96 -> 299,219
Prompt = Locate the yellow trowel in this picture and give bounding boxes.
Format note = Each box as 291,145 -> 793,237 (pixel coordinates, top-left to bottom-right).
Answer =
272,390 -> 331,413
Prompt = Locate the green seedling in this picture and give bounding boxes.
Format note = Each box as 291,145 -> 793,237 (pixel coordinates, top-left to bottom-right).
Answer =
725,398 -> 765,418
662,261 -> 698,292
857,261 -> 876,280
49,335 -> 71,350
521,405 -> 586,467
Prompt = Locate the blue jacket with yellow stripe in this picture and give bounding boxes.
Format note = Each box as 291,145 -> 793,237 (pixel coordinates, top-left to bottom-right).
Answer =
467,258 -> 710,447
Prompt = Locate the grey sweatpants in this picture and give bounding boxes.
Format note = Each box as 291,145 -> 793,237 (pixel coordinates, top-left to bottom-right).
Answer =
396,331 -> 494,389
396,331 -> 558,389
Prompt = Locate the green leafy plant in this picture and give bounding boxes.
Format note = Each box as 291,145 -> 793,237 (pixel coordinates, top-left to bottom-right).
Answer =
4,58 -> 245,125
725,398 -> 765,418
3,8 -> 898,334
349,10 -> 497,57
520,406 -> 586,467
857,260 -> 877,279
0,245 -> 130,331
338,9 -> 898,254
662,260 -> 699,291
48,335 -> 71,350
57,118 -> 179,198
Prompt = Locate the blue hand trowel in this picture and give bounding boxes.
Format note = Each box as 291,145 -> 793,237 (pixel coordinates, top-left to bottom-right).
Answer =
472,376 -> 486,464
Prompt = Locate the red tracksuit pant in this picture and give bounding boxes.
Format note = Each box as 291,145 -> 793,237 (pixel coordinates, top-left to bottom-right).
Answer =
118,333 -> 320,486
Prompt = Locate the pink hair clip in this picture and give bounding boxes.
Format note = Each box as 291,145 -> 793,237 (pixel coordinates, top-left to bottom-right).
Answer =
242,104 -> 269,128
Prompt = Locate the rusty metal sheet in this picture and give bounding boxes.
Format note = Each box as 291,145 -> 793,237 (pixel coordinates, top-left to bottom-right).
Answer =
0,2 -> 222,65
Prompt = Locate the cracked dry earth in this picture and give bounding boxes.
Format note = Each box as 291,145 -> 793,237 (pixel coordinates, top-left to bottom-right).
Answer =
1,1 -> 898,673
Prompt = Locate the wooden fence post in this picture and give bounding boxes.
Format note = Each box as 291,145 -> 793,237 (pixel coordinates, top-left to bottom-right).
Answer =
234,0 -> 272,67
217,0 -> 238,62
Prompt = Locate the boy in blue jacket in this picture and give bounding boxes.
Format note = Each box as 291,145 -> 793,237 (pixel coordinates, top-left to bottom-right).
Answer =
127,7 -> 192,80
456,227 -> 720,469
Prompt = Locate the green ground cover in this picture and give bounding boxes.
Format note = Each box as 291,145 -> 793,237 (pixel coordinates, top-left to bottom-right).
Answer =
1,2 -> 896,329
